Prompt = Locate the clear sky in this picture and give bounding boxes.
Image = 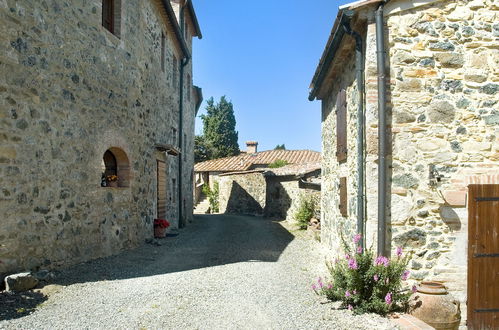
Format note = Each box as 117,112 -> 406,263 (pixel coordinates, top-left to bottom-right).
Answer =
192,0 -> 348,152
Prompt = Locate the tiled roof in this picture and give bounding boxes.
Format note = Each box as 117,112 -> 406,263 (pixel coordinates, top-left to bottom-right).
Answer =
194,150 -> 321,172
264,162 -> 321,177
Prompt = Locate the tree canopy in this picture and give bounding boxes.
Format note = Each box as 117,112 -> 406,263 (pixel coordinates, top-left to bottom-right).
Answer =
274,144 -> 286,150
195,96 -> 239,162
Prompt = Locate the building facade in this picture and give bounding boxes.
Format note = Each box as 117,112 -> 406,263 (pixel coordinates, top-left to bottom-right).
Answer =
218,163 -> 321,219
309,0 -> 498,326
0,0 -> 202,275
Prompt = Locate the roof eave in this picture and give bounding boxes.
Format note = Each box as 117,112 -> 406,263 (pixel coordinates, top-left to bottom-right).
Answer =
194,86 -> 203,115
161,0 -> 191,59
308,0 -> 383,101
186,0 -> 203,39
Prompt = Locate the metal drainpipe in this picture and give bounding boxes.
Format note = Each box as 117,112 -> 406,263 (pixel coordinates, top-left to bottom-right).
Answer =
343,22 -> 365,250
178,2 -> 190,228
376,3 -> 387,256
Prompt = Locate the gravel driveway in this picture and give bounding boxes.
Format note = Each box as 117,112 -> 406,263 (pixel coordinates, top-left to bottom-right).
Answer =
0,214 -> 396,330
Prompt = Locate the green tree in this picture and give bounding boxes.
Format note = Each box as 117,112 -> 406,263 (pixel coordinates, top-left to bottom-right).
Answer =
274,144 -> 286,150
194,135 -> 211,163
200,96 -> 239,160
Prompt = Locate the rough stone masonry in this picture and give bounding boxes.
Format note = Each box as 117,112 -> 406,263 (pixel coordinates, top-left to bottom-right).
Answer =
0,0 -> 200,276
316,0 -> 498,323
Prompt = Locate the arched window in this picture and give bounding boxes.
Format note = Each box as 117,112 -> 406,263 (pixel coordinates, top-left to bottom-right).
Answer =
101,147 -> 130,188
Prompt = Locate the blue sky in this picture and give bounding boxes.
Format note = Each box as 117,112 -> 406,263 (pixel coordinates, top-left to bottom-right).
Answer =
192,0 -> 348,152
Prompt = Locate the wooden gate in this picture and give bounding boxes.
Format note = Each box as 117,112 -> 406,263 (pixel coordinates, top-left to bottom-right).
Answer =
467,184 -> 499,329
157,160 -> 167,220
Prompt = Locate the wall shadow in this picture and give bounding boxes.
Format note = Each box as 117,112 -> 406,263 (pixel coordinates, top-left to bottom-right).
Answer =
0,291 -> 47,321
264,179 -> 292,219
225,181 -> 264,216
32,214 -> 294,288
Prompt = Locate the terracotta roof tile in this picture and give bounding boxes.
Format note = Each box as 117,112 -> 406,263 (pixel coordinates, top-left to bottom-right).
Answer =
194,150 -> 321,172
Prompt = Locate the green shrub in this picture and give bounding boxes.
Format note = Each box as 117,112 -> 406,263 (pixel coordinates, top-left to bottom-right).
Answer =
294,196 -> 316,230
202,182 -> 219,213
312,234 -> 413,315
268,159 -> 289,168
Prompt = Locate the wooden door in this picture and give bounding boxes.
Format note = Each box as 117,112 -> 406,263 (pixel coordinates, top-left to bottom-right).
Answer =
157,161 -> 167,220
467,184 -> 499,329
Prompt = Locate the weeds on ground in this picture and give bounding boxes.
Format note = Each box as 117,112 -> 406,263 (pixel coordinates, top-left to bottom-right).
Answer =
202,182 -> 219,213
294,195 -> 316,230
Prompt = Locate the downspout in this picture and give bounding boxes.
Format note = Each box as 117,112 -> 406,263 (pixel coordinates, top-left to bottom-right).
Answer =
178,1 -> 190,228
342,20 -> 365,250
375,3 -> 387,256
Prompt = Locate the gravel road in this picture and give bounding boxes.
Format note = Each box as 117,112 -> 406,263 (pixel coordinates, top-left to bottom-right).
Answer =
0,214 -> 397,330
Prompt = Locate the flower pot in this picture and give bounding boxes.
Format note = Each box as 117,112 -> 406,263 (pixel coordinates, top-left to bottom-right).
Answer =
154,226 -> 166,238
108,181 -> 118,188
408,281 -> 461,330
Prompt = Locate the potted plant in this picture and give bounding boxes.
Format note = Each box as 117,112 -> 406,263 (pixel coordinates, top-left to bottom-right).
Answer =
106,175 -> 118,188
154,218 -> 170,238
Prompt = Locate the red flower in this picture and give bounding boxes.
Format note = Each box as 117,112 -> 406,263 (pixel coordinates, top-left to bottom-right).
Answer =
154,219 -> 170,228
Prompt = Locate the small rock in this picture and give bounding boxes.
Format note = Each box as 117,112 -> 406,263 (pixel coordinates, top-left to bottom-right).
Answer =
480,83 -> 498,95
428,100 -> 455,123
5,272 -> 39,292
33,270 -> 55,282
435,52 -> 464,68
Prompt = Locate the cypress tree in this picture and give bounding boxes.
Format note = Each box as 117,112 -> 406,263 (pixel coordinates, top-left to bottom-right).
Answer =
199,96 -> 239,160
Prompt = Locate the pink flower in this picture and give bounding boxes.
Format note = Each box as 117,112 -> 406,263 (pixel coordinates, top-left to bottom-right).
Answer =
345,254 -> 350,260
374,274 -> 379,282
396,246 -> 403,257
345,290 -> 351,297
412,285 -> 418,293
401,270 -> 410,281
375,256 -> 390,267
353,233 -> 362,244
385,292 -> 392,305
356,246 -> 363,254
327,283 -> 333,289
348,258 -> 358,270
348,304 -> 353,311
353,290 -> 357,295
312,284 -> 317,290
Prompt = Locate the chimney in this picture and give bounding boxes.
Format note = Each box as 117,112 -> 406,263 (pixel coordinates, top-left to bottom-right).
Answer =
246,141 -> 258,154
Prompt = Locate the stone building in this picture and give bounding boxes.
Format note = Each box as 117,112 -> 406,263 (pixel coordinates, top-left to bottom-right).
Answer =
309,0 -> 498,326
193,142 -> 321,206
218,163 -> 321,219
0,0 -> 202,276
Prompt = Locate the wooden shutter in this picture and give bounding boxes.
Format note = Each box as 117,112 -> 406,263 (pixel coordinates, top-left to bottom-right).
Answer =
157,161 -> 167,219
336,89 -> 347,162
102,0 -> 114,34
467,184 -> 499,329
339,177 -> 347,217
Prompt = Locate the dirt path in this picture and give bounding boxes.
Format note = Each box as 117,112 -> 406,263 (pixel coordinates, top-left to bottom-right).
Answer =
0,215 -> 396,329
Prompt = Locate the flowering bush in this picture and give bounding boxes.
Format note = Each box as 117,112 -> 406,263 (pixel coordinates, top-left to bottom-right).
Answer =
313,234 -> 413,315
154,218 -> 170,229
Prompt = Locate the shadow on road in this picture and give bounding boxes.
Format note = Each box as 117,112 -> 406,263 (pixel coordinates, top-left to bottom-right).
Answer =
0,291 -> 47,321
44,214 -> 295,286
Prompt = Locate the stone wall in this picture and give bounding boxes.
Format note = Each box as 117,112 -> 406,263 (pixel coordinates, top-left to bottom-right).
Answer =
319,0 -> 498,322
265,177 -> 320,221
218,171 -> 321,221
0,0 -> 198,275
218,172 -> 266,216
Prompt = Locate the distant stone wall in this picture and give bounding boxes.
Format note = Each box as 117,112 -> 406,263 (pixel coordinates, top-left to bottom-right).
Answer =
320,0 -> 498,321
0,0 -> 197,275
219,172 -> 321,221
265,177 -> 320,221
219,172 -> 266,216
